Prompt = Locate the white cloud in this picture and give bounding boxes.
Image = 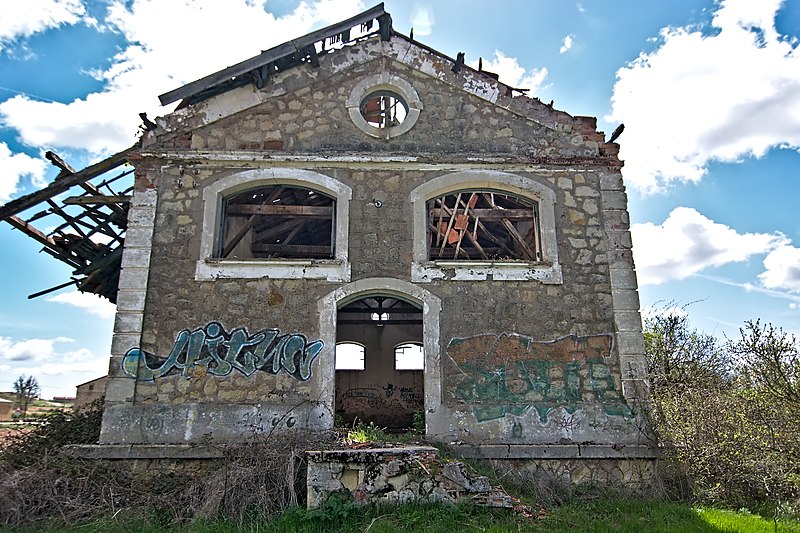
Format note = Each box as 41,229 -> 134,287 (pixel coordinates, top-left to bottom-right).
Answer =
759,245 -> 800,292
0,0 -> 365,155
48,290 -> 117,319
631,206 -> 787,285
0,0 -> 87,51
0,142 -> 47,203
469,51 -> 548,93
0,336 -> 73,362
560,34 -> 574,54
410,5 -> 434,37
607,0 -> 800,193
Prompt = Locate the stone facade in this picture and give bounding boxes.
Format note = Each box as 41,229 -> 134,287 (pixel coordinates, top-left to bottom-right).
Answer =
97,9 -> 653,480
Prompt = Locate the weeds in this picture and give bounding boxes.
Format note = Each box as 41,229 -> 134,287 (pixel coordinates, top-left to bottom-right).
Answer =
345,420 -> 387,444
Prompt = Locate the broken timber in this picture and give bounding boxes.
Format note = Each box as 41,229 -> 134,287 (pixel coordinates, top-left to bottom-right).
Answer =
159,3 -> 390,107
0,147 -> 136,302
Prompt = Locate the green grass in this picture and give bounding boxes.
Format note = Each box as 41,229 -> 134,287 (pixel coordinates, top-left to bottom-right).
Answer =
14,498 -> 798,533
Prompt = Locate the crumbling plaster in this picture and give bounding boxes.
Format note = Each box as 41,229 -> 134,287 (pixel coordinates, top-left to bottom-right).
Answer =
99,27 -> 647,458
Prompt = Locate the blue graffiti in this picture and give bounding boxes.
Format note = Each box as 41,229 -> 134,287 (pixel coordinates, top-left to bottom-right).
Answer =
122,322 -> 323,381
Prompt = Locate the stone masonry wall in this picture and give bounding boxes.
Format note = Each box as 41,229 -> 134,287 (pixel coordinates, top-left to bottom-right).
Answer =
103,32 -> 646,448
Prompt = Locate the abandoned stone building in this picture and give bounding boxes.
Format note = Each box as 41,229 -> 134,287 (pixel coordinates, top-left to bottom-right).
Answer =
0,4 -> 654,487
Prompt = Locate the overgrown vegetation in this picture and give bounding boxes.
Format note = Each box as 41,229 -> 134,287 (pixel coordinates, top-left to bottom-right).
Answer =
645,308 -> 800,513
345,420 -> 388,444
2,312 -> 800,530
0,399 -> 336,529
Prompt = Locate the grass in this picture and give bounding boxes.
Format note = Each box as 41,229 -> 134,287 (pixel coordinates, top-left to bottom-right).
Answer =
11,497 -> 799,533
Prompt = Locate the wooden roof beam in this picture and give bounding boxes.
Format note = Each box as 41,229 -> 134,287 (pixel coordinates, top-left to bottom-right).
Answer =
158,3 -> 386,106
0,146 -> 135,221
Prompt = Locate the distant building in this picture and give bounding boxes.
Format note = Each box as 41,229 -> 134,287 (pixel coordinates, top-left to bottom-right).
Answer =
75,376 -> 107,410
0,398 -> 13,422
52,396 -> 76,404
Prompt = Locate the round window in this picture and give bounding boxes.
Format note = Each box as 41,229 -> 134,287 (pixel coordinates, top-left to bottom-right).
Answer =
360,91 -> 408,129
346,73 -> 422,139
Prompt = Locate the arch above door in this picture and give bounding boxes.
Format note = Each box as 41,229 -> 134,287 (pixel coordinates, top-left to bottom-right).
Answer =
318,278 -> 442,432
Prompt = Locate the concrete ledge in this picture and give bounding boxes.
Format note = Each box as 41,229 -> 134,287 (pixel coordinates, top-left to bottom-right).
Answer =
450,444 -> 659,460
307,446 -> 438,463
63,444 -> 225,460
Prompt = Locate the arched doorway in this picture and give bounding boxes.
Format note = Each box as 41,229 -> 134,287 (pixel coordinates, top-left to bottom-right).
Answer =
335,296 -> 423,429
317,278 -> 442,434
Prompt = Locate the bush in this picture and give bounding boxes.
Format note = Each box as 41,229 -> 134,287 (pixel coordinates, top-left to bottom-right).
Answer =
0,408 -> 336,530
645,312 -> 800,513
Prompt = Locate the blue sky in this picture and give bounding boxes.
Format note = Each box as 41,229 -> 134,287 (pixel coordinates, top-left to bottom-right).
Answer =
1,0 -> 799,398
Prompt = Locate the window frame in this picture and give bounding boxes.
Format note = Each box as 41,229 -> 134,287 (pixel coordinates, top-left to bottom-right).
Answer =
195,168 -> 352,281
216,184 -> 336,261
335,341 -> 366,371
426,190 -> 543,262
346,73 -> 422,139
394,341 -> 424,371
410,170 -> 562,284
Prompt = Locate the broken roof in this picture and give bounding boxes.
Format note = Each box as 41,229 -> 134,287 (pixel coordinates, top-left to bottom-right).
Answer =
0,3 -> 615,304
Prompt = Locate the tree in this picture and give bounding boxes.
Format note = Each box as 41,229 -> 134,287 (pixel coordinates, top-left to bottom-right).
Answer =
13,375 -> 40,418
643,306 -> 731,389
729,319 -> 800,408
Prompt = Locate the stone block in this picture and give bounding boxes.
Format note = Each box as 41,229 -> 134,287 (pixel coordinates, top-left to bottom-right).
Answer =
609,268 -> 638,290
601,190 -> 628,210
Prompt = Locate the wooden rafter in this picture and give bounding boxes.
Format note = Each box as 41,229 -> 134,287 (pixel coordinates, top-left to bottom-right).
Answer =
428,191 -> 542,262
0,148 -> 135,302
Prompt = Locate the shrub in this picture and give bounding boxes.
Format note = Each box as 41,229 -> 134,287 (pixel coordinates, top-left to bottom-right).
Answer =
645,312 -> 800,513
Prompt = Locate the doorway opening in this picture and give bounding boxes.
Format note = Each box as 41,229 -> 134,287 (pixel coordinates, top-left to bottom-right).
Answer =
335,296 -> 424,429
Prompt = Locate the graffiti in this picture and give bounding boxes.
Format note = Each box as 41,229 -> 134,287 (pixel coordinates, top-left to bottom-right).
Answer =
448,333 -> 632,422
240,411 -> 297,431
122,322 -> 323,381
340,384 -> 424,411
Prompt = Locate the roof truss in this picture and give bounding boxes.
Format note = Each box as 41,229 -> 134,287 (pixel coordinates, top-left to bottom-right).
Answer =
0,148 -> 135,302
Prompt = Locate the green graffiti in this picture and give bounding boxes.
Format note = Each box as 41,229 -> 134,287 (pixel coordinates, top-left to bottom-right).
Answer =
450,333 -> 634,422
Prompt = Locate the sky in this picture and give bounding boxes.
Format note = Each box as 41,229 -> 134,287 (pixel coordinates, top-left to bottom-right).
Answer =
0,0 -> 799,399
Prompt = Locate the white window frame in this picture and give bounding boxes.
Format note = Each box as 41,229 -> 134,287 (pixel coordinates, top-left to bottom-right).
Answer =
410,170 -> 562,284
195,168 -> 352,281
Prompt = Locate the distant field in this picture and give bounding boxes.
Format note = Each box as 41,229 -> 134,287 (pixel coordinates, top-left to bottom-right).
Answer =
0,392 -> 74,422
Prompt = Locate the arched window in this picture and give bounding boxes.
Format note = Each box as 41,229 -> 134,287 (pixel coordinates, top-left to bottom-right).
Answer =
195,168 -> 352,281
395,342 -> 424,370
427,190 -> 541,261
409,170 -> 562,284
335,342 -> 365,371
216,185 -> 335,260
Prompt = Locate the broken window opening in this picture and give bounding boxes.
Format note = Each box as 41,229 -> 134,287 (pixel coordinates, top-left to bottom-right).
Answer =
360,90 -> 408,128
335,342 -> 365,370
395,342 -> 424,370
217,185 -> 335,260
426,190 -> 542,262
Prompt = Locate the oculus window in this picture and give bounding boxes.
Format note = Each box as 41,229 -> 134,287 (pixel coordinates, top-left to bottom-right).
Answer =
360,91 -> 408,129
217,185 -> 335,260
346,73 -> 422,138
